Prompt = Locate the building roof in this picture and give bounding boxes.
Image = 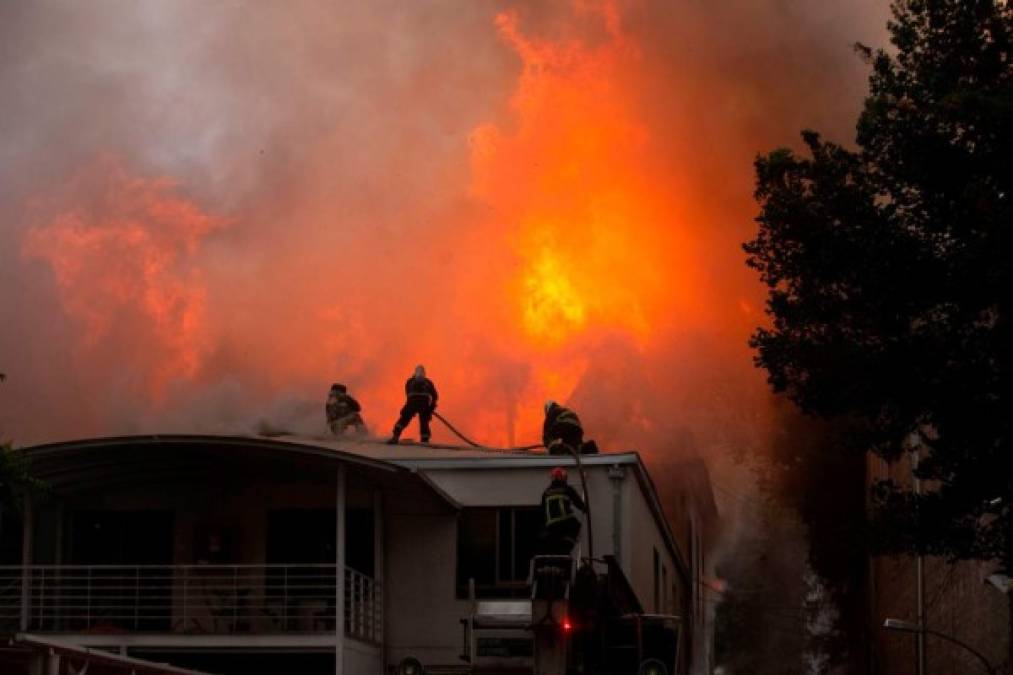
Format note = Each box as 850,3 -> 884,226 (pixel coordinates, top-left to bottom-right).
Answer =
19,434 -> 455,510
20,433 -> 687,580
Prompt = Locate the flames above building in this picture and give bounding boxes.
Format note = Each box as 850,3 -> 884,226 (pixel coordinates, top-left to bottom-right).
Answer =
1,0 -> 887,457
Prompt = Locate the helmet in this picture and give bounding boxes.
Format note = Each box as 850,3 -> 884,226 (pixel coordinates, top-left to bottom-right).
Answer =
551,467 -> 567,482
414,364 -> 426,379
331,383 -> 347,393
544,399 -> 557,414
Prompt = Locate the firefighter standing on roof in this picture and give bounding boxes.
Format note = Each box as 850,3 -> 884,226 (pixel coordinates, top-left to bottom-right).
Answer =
326,383 -> 366,436
387,365 -> 438,444
539,467 -> 587,555
542,400 -> 584,455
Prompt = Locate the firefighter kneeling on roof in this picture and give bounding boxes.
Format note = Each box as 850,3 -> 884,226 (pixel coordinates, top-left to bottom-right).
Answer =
326,383 -> 367,436
542,400 -> 598,455
538,467 -> 587,555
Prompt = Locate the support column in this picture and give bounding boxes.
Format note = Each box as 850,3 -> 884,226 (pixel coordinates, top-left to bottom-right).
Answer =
335,464 -> 346,675
373,489 -> 384,657
45,649 -> 60,675
20,494 -> 34,631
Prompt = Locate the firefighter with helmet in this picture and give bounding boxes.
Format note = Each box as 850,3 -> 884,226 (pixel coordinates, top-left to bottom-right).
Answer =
539,466 -> 587,555
326,383 -> 367,436
387,365 -> 439,444
542,400 -> 584,455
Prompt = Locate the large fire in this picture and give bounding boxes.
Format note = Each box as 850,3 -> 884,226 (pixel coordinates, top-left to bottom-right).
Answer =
10,0 -> 778,451
22,160 -> 225,399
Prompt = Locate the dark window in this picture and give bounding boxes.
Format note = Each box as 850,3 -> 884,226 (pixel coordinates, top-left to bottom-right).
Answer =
457,507 -> 540,598
653,547 -> 660,612
0,506 -> 22,564
66,510 -> 175,631
70,510 -> 174,565
265,507 -> 374,575
266,509 -> 336,565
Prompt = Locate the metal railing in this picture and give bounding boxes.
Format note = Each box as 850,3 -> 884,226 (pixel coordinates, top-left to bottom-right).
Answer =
0,564 -> 382,643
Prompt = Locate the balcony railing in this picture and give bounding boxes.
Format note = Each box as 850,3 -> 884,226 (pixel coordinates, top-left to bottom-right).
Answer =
0,564 -> 381,644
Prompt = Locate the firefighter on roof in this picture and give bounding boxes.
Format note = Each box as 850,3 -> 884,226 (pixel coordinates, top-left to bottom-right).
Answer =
539,466 -> 587,555
387,365 -> 438,444
542,400 -> 585,455
326,383 -> 366,436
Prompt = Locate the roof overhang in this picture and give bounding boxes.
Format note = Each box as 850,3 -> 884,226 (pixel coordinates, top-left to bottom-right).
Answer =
18,434 -> 457,510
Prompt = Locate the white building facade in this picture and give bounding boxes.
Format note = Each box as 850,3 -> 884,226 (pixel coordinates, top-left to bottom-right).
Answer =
0,435 -> 712,675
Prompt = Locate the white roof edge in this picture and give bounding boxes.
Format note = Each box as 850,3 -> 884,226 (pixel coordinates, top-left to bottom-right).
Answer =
388,452 -> 641,471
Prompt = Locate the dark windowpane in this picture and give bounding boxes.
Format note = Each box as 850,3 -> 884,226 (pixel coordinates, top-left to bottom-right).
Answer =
346,508 -> 375,576
457,507 -> 542,597
513,508 -> 542,582
457,509 -> 496,596
266,509 -> 336,564
653,548 -> 660,613
497,510 -> 512,581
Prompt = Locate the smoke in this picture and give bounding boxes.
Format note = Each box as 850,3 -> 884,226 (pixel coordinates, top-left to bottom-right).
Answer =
0,0 -> 888,479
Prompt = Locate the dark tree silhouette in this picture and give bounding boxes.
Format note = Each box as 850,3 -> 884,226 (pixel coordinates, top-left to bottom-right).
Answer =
746,0 -> 1012,573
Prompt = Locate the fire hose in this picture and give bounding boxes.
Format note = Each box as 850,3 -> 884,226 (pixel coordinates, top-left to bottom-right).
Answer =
431,410 -> 543,452
431,410 -> 593,557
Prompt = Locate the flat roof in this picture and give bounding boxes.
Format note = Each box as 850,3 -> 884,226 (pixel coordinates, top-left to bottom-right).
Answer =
265,433 -> 642,470
20,433 -> 687,581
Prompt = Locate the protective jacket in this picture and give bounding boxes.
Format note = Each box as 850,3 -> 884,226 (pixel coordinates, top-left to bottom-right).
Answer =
540,479 -> 587,528
542,404 -> 583,450
391,376 -> 439,443
326,392 -> 361,421
405,376 -> 438,409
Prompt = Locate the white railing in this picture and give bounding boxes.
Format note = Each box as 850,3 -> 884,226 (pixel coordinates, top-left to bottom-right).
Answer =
0,564 -> 381,643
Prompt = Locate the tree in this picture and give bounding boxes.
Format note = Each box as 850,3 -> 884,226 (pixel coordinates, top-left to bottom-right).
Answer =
745,0 -> 1012,573
0,373 -> 44,518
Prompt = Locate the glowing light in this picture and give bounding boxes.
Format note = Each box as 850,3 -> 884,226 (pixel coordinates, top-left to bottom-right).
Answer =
522,249 -> 586,341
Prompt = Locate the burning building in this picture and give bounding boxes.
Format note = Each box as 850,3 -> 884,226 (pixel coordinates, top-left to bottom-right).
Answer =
1,433 -> 718,675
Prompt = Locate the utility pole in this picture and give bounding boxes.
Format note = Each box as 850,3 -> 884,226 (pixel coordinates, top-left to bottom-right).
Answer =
913,446 -> 926,675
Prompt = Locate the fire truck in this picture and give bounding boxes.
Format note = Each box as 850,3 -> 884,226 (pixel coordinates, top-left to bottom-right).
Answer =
455,553 -> 681,675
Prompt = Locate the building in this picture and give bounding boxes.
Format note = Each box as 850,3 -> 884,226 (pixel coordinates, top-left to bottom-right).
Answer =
866,453 -> 1012,675
0,434 -> 717,674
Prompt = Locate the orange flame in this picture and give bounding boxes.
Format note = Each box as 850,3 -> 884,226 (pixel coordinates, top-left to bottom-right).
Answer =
22,159 -> 226,398
472,2 -> 702,355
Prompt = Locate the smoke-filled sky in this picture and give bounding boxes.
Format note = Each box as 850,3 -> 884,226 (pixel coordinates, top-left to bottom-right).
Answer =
0,0 -> 888,457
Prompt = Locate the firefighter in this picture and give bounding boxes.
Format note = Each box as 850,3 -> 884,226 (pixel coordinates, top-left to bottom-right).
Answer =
387,365 -> 438,444
326,383 -> 366,436
539,467 -> 587,555
542,400 -> 584,455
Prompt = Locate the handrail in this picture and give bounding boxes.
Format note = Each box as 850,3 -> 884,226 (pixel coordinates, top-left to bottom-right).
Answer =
0,563 -> 382,643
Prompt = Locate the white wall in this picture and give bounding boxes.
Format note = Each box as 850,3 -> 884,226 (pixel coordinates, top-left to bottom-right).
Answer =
383,500 -> 464,667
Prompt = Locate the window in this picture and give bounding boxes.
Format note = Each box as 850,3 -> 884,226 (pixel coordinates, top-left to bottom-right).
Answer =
661,563 -> 668,614
653,547 -> 660,612
457,507 -> 541,598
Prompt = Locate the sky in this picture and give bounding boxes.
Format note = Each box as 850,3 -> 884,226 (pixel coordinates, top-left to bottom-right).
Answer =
0,0 -> 890,467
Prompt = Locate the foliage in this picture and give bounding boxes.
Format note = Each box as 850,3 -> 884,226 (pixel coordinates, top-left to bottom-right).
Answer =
0,374 -> 45,513
745,0 -> 1012,567
0,442 -> 45,514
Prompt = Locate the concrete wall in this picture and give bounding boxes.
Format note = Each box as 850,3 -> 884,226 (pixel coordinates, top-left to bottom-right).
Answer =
624,472 -> 680,616
383,497 -> 463,667
345,639 -> 382,674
